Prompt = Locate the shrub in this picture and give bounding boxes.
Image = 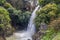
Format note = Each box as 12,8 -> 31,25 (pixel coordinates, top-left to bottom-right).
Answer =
48,18 -> 60,31
39,0 -> 53,6
38,0 -> 60,6
35,3 -> 59,28
4,2 -> 13,8
7,7 -> 31,29
0,0 -> 6,5
41,18 -> 60,40
0,7 -> 13,36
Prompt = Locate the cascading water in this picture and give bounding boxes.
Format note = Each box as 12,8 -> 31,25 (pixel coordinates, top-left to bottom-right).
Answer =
14,5 -> 40,40
27,5 -> 40,35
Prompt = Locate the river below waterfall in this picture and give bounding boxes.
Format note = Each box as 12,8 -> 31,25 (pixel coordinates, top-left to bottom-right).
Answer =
6,5 -> 40,40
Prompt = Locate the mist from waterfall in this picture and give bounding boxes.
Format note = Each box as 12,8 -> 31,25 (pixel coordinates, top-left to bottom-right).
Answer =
14,5 -> 40,40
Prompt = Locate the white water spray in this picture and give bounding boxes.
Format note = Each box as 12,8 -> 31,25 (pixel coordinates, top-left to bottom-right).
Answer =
14,5 -> 40,40
27,5 -> 40,35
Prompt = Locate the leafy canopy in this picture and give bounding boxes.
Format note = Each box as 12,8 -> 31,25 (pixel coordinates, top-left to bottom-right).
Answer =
0,6 -> 11,29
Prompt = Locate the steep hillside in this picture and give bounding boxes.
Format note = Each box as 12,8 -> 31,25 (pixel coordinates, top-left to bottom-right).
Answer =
33,0 -> 60,40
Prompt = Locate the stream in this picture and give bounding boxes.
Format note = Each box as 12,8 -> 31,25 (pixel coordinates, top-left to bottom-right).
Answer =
13,5 -> 40,40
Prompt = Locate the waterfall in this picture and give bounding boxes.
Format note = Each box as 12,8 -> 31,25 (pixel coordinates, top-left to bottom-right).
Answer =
14,5 -> 40,40
27,5 -> 40,35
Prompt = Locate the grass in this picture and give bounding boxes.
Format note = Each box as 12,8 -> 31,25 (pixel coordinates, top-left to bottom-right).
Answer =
52,32 -> 60,40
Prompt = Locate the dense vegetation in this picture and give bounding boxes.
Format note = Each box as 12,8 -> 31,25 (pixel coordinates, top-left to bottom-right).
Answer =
6,0 -> 31,11
0,0 -> 60,40
0,0 -> 31,40
34,0 -> 60,40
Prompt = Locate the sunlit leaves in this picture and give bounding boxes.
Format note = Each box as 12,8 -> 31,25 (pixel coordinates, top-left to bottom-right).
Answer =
0,7 -> 11,29
35,3 -> 59,28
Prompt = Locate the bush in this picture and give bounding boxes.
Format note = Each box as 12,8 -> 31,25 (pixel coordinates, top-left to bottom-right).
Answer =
4,2 -> 13,8
41,18 -> 60,40
0,7 -> 10,22
38,0 -> 60,6
0,7 -> 13,36
41,29 -> 55,40
52,32 -> 60,40
54,0 -> 60,4
7,7 -> 31,29
35,3 -> 59,28
48,18 -> 60,31
0,0 -> 6,5
39,0 -> 53,6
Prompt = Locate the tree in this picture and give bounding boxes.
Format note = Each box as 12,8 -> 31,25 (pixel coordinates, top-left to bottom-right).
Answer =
0,0 -> 6,5
4,2 -> 13,8
39,0 -> 60,6
8,7 -> 31,30
6,0 -> 26,10
0,7 -> 12,36
35,3 -> 59,28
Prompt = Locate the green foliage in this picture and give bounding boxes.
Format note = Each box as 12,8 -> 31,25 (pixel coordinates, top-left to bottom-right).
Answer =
41,29 -> 55,40
37,0 -> 60,40
52,32 -> 60,40
48,18 -> 60,32
0,0 -> 31,37
6,0 -> 26,10
2,1 -> 31,29
39,0 -> 53,6
39,0 -> 50,6
35,3 -> 59,28
0,7 -> 10,24
0,7 -> 13,36
4,2 -> 13,8
41,18 -> 60,40
0,6 -> 10,23
54,0 -> 60,4
39,0 -> 60,6
18,11 -> 31,24
7,7 -> 31,29
0,0 -> 6,5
